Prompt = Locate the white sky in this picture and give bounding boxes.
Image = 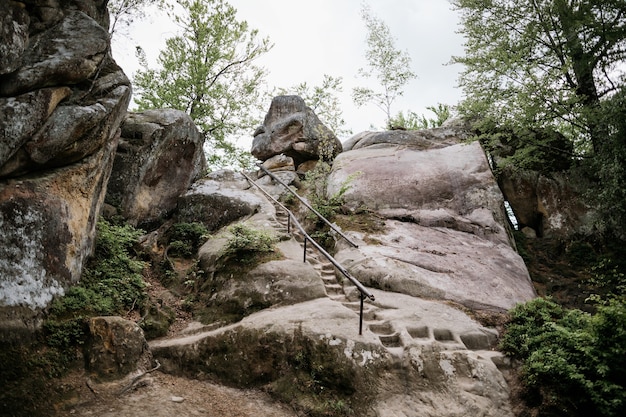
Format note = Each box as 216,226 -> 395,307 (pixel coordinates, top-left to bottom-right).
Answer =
111,0 -> 465,146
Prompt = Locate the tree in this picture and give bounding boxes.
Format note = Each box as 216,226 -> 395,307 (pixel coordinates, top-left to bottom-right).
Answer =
388,103 -> 451,130
452,0 -> 626,155
352,4 -> 416,127
133,0 -> 272,169
278,74 -> 352,138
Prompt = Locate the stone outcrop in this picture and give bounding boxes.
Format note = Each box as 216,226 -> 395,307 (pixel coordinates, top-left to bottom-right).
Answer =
251,95 -> 342,167
85,316 -> 156,395
146,128 -> 531,415
0,1 -> 29,76
175,170 -> 261,231
0,1 -> 130,338
105,109 -> 207,228
152,291 -> 513,417
498,167 -> 593,238
328,128 -> 536,311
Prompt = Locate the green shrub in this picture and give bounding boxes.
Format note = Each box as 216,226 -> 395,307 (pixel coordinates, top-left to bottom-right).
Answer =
501,297 -> 626,416
79,219 -> 147,313
224,223 -> 275,261
165,222 -> 209,257
304,161 -> 357,221
590,257 -> 626,302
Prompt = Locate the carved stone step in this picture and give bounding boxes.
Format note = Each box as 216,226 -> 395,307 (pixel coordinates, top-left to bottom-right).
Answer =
324,284 -> 344,295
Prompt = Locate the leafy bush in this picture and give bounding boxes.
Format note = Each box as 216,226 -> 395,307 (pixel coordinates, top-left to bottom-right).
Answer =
388,104 -> 451,130
49,219 -> 147,317
476,120 -> 574,175
304,161 -> 358,221
224,223 -> 276,261
20,219 -> 150,384
501,297 -> 626,416
79,219 -> 147,312
165,222 -> 209,257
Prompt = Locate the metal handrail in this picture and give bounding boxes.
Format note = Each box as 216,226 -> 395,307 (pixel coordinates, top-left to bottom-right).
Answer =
255,163 -> 359,248
242,171 -> 374,335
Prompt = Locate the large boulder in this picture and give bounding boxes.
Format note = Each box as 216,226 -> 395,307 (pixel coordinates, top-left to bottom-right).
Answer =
85,316 -> 156,395
151,291 -> 514,417
498,167 -> 593,238
106,109 -> 207,228
175,170 -> 263,231
0,127 -> 121,339
328,129 -> 535,312
0,10 -> 109,97
0,1 -> 130,339
251,95 -> 342,166
0,1 -> 29,76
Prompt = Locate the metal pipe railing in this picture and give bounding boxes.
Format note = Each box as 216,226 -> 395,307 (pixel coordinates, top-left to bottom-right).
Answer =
242,171 -> 375,334
255,163 -> 359,248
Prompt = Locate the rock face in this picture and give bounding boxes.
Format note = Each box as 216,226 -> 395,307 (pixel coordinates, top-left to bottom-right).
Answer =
84,316 -> 157,395
328,128 -> 536,311
498,167 -> 592,238
106,109 -> 207,228
0,1 -> 131,339
152,292 -> 514,417
147,123 -> 535,415
175,170 -> 261,231
251,95 -> 342,166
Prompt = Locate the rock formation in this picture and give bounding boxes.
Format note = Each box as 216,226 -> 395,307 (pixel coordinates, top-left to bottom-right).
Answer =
86,316 -> 154,382
498,167 -> 592,238
146,122 -> 536,416
175,170 -> 262,232
251,95 -> 342,167
85,316 -> 157,395
105,109 -> 207,228
0,0 -> 130,339
0,2 -> 544,415
328,128 -> 536,312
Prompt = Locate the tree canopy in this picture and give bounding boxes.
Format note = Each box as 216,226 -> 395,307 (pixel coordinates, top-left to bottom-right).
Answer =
132,0 -> 272,169
452,0 -> 626,155
107,0 -> 165,38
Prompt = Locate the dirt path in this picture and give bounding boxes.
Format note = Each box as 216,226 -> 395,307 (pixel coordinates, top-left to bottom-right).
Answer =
69,372 -> 296,417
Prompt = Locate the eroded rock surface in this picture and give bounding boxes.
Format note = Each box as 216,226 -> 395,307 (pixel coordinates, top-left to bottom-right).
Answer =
251,95 -> 342,166
0,1 -> 130,338
175,170 -> 260,231
328,129 -> 535,312
152,292 -> 513,417
106,109 -> 206,228
498,166 -> 593,238
85,316 -> 156,395
145,149 -> 526,415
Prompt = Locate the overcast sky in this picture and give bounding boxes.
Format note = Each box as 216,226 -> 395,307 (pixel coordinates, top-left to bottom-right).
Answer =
111,0 -> 465,145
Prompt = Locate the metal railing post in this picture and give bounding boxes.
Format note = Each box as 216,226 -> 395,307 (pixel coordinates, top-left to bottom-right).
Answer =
359,293 -> 364,335
303,238 -> 307,262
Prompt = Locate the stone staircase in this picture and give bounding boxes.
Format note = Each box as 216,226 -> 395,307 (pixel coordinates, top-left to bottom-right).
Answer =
244,178 -> 509,369
272,203 -> 351,302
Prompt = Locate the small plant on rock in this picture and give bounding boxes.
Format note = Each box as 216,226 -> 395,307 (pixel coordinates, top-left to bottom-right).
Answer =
164,221 -> 209,258
223,223 -> 276,263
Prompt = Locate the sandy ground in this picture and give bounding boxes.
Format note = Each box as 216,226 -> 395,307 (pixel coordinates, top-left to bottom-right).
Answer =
68,372 -> 297,417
